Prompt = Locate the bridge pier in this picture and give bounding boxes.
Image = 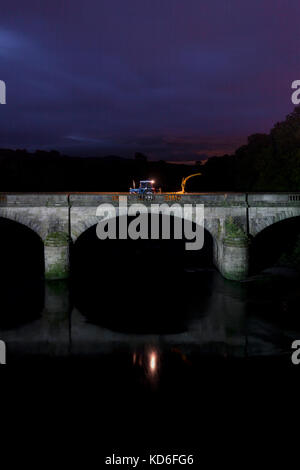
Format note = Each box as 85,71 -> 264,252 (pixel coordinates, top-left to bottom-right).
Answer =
221,237 -> 249,281
44,232 -> 70,280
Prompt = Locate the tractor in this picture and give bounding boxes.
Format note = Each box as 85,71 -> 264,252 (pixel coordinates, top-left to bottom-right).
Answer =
129,180 -> 155,199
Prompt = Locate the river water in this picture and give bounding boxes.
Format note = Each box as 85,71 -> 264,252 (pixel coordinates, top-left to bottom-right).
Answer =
1,267 -> 299,376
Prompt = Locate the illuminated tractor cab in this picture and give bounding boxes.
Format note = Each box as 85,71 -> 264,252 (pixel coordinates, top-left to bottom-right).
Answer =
129,180 -> 155,199
140,180 -> 155,193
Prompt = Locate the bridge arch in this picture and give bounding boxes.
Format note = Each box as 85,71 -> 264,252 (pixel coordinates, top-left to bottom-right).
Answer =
0,210 -> 44,240
250,215 -> 300,274
70,217 -> 215,333
71,210 -> 218,271
249,207 -> 300,238
71,214 -> 215,274
71,207 -> 217,245
0,216 -> 44,279
71,215 -> 100,243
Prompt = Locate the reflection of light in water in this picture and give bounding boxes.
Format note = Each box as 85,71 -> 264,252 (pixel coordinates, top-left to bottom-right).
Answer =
149,351 -> 157,373
132,347 -> 160,384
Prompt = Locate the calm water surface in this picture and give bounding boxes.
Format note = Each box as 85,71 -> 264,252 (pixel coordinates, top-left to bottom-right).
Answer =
1,268 -> 299,378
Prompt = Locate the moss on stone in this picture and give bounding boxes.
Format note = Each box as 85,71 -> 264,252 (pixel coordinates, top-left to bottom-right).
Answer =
225,216 -> 247,240
45,262 -> 69,280
45,231 -> 69,247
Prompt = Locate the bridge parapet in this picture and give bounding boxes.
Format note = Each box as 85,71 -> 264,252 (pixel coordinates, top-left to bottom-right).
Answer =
69,192 -> 247,207
0,193 -> 69,207
0,192 -> 300,207
248,193 -> 300,206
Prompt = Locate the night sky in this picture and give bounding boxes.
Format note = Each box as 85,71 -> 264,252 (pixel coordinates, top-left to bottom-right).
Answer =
0,0 -> 299,161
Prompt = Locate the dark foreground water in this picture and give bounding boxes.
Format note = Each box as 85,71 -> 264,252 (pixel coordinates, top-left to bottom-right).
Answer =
1,267 -> 299,375
2,268 -> 300,459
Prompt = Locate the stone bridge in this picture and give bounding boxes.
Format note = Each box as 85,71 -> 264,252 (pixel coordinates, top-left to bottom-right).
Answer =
1,192 -> 300,281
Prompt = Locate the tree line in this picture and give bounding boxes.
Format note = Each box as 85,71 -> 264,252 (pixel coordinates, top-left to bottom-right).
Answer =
1,107 -> 300,192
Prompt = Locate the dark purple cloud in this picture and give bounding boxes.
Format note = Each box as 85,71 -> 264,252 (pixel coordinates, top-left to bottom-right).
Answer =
0,0 -> 299,160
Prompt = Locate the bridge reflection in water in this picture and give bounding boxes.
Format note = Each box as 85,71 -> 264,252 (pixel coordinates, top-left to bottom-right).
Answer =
1,268 -> 299,373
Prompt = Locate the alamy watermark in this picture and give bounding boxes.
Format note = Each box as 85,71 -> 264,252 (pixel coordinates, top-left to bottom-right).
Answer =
291,340 -> 300,365
0,80 -> 6,104
0,340 -> 6,364
96,196 -> 204,250
291,80 -> 300,105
